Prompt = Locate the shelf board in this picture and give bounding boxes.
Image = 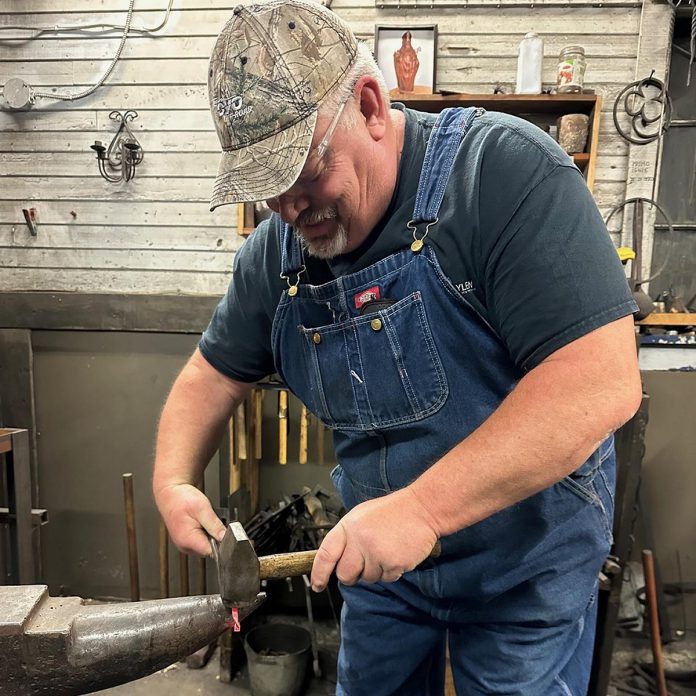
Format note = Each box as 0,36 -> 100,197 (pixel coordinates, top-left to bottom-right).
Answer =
396,92 -> 598,115
637,313 -> 696,327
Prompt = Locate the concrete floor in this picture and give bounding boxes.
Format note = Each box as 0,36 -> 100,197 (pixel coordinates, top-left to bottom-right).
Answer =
608,634 -> 696,695
91,651 -> 337,696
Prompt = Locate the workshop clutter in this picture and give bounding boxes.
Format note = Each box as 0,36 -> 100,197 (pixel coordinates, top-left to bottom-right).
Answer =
221,383 -> 333,523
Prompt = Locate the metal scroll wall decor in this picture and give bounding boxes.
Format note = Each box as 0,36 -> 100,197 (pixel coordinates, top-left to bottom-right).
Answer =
613,72 -> 673,146
612,72 -> 672,203
610,73 -> 675,296
89,110 -> 144,183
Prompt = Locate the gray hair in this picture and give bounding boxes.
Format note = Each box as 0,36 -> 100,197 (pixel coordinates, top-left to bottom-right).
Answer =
318,41 -> 390,128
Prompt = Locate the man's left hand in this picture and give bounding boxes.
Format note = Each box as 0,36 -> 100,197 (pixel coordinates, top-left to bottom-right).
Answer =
310,487 -> 440,592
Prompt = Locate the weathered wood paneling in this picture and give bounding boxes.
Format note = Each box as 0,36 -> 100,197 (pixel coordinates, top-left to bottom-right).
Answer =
0,0 -> 664,294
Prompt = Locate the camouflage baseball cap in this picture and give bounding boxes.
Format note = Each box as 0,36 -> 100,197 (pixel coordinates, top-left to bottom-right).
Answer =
208,0 -> 359,210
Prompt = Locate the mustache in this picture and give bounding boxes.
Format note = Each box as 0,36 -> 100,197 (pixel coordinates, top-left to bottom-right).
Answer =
296,206 -> 338,228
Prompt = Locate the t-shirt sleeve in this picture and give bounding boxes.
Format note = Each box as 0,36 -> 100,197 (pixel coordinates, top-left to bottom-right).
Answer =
481,164 -> 637,371
198,219 -> 283,382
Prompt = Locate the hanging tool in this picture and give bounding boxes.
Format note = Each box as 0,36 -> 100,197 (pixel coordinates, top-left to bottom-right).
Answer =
316,417 -> 326,465
236,401 -> 248,462
278,389 -> 288,465
249,390 -> 262,514
253,388 -> 263,460
299,404 -> 310,464
302,485 -> 333,542
0,584 -> 263,695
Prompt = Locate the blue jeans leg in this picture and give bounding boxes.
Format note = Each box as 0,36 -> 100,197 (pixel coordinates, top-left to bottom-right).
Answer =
448,588 -> 599,696
337,581 -> 447,696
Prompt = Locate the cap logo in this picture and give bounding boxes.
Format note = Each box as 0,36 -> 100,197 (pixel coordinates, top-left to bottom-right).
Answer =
214,95 -> 253,120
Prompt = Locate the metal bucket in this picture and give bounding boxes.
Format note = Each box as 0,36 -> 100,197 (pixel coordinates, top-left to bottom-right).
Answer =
244,623 -> 311,696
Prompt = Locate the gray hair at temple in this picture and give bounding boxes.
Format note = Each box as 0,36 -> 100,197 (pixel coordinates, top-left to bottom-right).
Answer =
318,41 -> 391,129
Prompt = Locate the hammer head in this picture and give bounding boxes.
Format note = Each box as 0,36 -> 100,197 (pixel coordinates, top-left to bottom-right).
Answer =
215,521 -> 261,609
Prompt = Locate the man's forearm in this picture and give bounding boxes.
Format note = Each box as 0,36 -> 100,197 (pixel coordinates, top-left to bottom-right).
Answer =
409,318 -> 642,538
153,350 -> 252,496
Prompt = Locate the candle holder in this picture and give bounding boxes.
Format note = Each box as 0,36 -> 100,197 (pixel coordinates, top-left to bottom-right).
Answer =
90,110 -> 144,183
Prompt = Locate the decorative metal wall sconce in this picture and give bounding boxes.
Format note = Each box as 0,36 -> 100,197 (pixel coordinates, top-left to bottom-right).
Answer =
90,110 -> 143,183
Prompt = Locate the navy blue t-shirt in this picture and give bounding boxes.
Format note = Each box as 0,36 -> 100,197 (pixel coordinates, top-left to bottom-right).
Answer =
200,106 -> 636,382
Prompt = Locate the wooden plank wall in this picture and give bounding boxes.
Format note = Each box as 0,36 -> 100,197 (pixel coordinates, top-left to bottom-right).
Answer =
0,0 -> 660,295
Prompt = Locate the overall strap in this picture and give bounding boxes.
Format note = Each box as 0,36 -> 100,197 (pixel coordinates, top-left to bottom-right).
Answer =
280,221 -> 306,294
412,107 -> 480,228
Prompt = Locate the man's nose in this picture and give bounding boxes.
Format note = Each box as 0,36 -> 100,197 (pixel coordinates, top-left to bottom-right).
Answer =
266,190 -> 310,225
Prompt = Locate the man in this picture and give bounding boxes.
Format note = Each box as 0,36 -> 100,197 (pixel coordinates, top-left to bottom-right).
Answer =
154,1 -> 642,693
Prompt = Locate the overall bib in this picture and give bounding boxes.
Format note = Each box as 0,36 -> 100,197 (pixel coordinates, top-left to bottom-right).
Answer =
271,108 -> 615,695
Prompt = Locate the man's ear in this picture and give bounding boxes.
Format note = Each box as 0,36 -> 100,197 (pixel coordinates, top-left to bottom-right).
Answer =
355,76 -> 387,142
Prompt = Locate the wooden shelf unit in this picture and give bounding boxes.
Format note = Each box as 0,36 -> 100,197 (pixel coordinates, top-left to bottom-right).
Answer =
396,93 -> 602,191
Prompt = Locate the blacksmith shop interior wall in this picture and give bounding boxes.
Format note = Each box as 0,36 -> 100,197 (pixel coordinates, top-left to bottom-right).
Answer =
0,0 -> 662,294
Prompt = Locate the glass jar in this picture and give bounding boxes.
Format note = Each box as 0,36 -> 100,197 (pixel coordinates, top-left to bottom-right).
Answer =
557,46 -> 586,93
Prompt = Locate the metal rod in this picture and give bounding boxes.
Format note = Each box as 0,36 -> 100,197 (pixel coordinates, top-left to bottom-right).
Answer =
122,473 -> 140,602
641,549 -> 668,696
316,418 -> 325,466
159,517 -> 169,599
654,223 -> 696,230
196,479 -> 207,596
253,389 -> 263,460
302,574 -> 321,678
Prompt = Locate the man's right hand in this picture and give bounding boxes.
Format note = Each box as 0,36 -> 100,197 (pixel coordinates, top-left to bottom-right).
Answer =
155,482 -> 226,557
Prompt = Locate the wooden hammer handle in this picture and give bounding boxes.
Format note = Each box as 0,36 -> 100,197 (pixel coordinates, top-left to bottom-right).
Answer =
259,550 -> 317,579
258,541 -> 442,581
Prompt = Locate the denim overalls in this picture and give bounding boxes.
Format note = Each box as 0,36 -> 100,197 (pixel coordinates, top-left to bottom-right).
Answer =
271,108 -> 616,695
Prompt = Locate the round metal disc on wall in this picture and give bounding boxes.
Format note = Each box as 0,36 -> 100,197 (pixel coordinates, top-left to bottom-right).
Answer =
3,78 -> 33,109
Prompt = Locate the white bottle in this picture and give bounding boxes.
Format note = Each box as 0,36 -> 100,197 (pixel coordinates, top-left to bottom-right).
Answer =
516,32 -> 544,94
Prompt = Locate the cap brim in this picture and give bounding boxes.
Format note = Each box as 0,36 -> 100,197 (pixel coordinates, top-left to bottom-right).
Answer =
210,111 -> 317,210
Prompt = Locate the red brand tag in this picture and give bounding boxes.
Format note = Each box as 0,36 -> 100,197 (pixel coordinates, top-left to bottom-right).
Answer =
354,286 -> 381,310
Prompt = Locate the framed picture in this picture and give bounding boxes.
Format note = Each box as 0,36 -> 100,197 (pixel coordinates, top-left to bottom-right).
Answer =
374,25 -> 437,97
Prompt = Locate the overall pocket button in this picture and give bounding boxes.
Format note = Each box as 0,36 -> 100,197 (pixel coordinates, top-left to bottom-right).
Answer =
370,318 -> 383,332
312,332 -> 322,344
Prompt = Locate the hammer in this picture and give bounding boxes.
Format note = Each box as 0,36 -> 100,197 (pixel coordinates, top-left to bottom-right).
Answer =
211,521 -> 317,609
211,521 -> 441,610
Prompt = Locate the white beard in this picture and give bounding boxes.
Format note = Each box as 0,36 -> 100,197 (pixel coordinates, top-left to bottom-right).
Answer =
295,206 -> 348,260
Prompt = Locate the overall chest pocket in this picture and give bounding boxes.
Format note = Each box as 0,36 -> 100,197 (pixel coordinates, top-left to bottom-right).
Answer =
299,291 -> 448,430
